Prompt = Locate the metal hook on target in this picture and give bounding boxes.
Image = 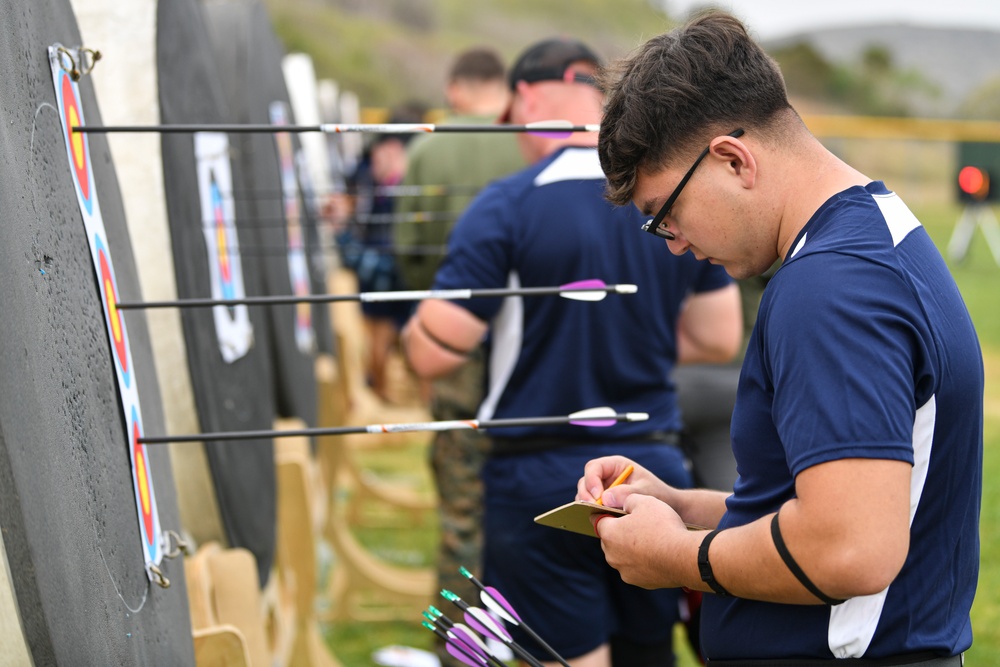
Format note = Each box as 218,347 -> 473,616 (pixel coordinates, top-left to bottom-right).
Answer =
148,564 -> 170,589
162,529 -> 191,559
54,45 -> 102,81
55,46 -> 80,81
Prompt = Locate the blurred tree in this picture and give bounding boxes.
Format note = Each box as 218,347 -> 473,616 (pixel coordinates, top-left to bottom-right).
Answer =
958,76 -> 1000,120
262,0 -> 672,108
836,45 -> 939,116
772,42 -> 939,117
770,42 -> 836,100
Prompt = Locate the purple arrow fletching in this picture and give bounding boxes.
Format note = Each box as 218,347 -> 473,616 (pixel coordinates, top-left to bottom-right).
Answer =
450,623 -> 492,659
567,406 -> 619,428
463,611 -> 499,642
480,586 -> 521,623
474,585 -> 573,667
559,279 -> 607,291
569,417 -> 617,427
569,419 -> 618,426
447,640 -> 486,667
527,129 -> 574,138
558,279 -> 612,302
465,607 -> 512,642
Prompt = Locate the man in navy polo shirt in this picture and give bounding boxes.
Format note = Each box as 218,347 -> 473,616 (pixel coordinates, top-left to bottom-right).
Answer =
581,10 -> 981,666
403,37 -> 742,666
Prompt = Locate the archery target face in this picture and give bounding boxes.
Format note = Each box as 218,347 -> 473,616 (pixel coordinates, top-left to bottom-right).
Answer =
195,132 -> 254,363
269,101 -> 315,354
50,46 -> 163,571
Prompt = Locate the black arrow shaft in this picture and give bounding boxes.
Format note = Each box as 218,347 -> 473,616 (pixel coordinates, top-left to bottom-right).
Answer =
138,413 -> 629,444
115,284 -> 620,310
72,123 -> 596,134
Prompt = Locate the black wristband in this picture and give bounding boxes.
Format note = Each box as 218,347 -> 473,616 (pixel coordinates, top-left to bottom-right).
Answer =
413,316 -> 471,357
770,512 -> 846,606
698,529 -> 731,596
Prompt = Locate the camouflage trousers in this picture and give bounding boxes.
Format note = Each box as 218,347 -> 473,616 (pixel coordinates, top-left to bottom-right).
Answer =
429,349 -> 491,666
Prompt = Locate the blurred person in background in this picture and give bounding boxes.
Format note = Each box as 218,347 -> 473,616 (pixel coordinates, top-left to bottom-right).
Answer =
675,268 -> 775,493
335,104 -> 424,403
396,47 -> 525,291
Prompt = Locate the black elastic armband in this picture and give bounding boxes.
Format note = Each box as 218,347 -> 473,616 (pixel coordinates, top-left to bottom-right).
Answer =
770,512 -> 846,606
697,529 -> 732,596
414,316 -> 471,357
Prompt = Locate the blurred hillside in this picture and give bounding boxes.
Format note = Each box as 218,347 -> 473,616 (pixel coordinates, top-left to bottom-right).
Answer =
261,1 -> 1000,121
767,24 -> 1000,119
259,2 -> 1000,206
261,0 -> 675,109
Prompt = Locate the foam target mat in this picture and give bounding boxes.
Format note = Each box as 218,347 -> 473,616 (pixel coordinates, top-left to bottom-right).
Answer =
0,0 -> 192,661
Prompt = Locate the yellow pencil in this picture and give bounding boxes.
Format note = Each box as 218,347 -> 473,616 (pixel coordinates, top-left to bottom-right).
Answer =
594,464 -> 634,506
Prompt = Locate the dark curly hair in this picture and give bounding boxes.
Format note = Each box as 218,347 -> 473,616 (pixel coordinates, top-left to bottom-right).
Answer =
598,10 -> 793,205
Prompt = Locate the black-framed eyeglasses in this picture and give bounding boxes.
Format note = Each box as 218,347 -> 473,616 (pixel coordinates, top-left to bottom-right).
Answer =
641,129 -> 745,241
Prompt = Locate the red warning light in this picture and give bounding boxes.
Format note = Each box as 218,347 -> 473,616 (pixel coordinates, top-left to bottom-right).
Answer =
958,166 -> 989,200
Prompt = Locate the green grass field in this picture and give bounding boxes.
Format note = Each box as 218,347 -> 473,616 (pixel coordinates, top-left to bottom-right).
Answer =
324,202 -> 1000,666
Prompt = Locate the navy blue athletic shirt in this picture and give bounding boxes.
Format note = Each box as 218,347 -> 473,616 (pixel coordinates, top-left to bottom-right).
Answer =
703,182 -> 982,660
433,146 -> 732,441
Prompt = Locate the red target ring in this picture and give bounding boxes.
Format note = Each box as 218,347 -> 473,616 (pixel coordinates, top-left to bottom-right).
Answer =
98,246 -> 128,376
60,73 -> 91,204
132,416 -> 155,548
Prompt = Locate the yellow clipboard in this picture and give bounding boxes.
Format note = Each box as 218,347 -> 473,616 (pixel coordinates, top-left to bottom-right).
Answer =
534,500 -> 708,537
533,500 -> 625,537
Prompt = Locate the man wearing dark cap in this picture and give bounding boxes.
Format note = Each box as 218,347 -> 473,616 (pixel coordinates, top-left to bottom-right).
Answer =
403,37 -> 742,666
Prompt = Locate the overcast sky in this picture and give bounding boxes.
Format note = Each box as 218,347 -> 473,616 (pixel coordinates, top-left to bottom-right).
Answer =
663,1 -> 1000,39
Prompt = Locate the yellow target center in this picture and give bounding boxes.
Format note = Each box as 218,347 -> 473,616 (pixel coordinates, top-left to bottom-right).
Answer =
68,106 -> 85,171
104,278 -> 122,342
136,446 -> 151,515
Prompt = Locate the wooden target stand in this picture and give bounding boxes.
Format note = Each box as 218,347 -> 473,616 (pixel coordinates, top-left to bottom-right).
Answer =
311,267 -> 439,623
323,268 -> 437,522
185,542 -> 275,667
278,41 -> 438,623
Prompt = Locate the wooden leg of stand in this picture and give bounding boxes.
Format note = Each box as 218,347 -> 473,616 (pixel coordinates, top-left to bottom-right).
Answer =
192,626 -> 251,667
274,419 -> 343,667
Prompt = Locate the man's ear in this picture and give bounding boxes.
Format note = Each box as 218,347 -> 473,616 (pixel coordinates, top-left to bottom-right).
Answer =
710,134 -> 756,189
512,80 -> 537,116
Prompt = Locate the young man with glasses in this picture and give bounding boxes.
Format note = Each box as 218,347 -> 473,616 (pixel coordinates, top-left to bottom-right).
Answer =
403,37 -> 742,667
580,11 -> 981,666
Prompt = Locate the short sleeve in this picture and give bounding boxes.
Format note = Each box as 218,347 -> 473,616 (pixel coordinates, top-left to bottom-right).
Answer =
763,253 -> 919,474
431,183 -> 516,321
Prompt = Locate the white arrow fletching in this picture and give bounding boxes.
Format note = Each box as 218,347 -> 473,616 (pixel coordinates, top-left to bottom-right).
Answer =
450,623 -> 492,653
524,120 -> 575,131
559,289 -> 607,302
479,591 -> 518,625
567,406 -> 617,421
467,607 -> 511,641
